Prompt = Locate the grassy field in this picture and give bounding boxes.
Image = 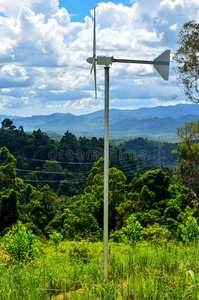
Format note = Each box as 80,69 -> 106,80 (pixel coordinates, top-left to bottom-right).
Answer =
0,240 -> 199,299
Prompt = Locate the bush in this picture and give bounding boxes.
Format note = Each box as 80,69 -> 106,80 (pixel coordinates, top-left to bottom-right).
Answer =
69,241 -> 92,263
181,216 -> 199,243
49,231 -> 63,251
1,221 -> 41,263
122,215 -> 143,246
109,229 -> 124,243
143,223 -> 172,243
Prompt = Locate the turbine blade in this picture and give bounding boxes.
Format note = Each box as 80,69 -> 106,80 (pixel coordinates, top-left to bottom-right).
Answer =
94,63 -> 97,99
90,57 -> 95,74
93,7 -> 97,98
93,7 -> 96,59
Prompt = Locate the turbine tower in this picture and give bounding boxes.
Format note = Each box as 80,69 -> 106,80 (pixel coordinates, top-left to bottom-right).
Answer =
86,7 -> 170,280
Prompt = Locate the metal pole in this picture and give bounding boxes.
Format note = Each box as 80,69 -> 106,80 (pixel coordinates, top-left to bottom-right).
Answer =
104,66 -> 109,280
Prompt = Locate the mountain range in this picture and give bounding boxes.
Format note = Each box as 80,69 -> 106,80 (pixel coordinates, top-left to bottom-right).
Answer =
1,103 -> 199,140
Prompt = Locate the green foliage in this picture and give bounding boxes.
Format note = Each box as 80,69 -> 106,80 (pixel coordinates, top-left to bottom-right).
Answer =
122,215 -> 143,245
141,169 -> 170,204
68,241 -> 92,263
0,189 -> 19,231
0,124 -> 196,242
116,194 -> 140,229
49,231 -> 63,250
181,216 -> 199,243
86,162 -> 127,230
23,184 -> 60,231
177,203 -> 198,224
143,223 -> 172,243
125,137 -> 178,168
140,185 -> 156,209
173,21 -> 199,103
63,193 -> 100,240
133,209 -> 161,227
109,229 -> 124,243
1,221 -> 40,263
175,120 -> 199,204
0,146 -> 17,189
44,213 -> 65,236
57,180 -> 80,197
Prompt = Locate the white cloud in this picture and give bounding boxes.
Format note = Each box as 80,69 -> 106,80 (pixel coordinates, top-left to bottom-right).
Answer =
2,88 -> 11,93
0,65 -> 31,88
38,84 -> 47,89
160,0 -> 184,10
0,0 -> 198,116
170,23 -> 178,31
0,0 -> 59,18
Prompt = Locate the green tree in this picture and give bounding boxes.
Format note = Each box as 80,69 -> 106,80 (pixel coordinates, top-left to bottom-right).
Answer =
122,215 -> 143,246
0,189 -> 19,231
181,216 -> 199,243
26,196 -> 47,230
41,161 -> 66,191
63,193 -> 100,240
175,120 -> 199,204
116,192 -> 140,229
85,159 -> 127,230
40,185 -> 60,223
140,185 -> 156,210
57,180 -> 80,197
85,157 -> 104,191
25,185 -> 59,231
173,21 -> 199,103
1,118 -> 16,130
0,146 -> 17,189
141,169 -> 170,203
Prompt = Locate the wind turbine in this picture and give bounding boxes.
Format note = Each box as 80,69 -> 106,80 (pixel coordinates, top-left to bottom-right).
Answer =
86,7 -> 170,280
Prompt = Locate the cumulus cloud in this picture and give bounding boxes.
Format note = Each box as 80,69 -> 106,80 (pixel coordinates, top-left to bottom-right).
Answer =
0,64 -> 31,88
0,0 -> 198,116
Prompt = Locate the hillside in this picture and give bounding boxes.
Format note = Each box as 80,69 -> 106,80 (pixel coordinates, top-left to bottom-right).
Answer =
1,103 -> 199,139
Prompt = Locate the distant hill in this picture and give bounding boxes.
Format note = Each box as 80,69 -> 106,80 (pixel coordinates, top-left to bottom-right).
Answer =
109,114 -> 199,134
1,103 -> 199,139
0,114 -> 22,120
83,103 -> 199,118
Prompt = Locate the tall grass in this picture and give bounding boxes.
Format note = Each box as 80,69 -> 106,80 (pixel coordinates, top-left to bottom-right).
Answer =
0,241 -> 199,299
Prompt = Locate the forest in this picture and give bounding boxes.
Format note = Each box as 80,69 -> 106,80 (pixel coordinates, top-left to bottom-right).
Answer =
0,116 -> 198,243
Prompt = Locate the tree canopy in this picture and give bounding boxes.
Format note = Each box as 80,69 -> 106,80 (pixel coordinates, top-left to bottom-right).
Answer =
173,21 -> 199,103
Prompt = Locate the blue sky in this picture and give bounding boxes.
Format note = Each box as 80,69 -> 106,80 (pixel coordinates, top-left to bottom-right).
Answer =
58,1 -> 134,22
0,0 -> 198,117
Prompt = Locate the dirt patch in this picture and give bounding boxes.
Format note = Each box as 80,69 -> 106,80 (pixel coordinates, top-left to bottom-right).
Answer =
52,288 -> 84,299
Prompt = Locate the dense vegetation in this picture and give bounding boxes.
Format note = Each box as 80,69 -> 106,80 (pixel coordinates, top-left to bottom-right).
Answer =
0,116 -> 198,241
1,117 -> 199,298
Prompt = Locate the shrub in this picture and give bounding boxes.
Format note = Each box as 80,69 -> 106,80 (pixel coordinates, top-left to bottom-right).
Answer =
181,216 -> 199,243
109,229 -> 124,243
49,231 -> 63,251
143,223 -> 172,243
1,221 -> 40,263
69,241 -> 92,263
122,215 -> 143,246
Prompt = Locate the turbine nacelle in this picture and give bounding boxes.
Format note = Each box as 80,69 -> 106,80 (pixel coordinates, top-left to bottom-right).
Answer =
87,56 -> 113,66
